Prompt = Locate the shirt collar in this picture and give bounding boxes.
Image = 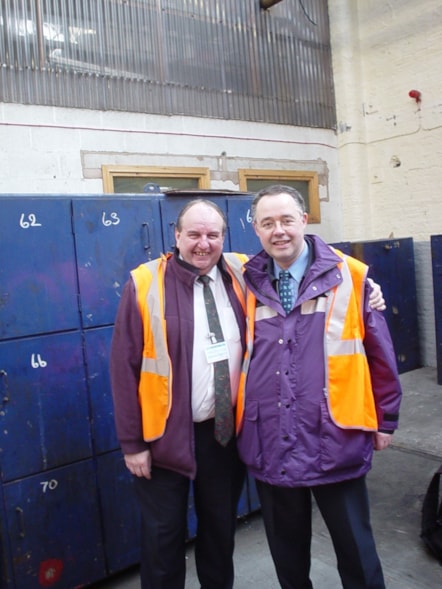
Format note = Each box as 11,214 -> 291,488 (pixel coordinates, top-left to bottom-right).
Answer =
274,239 -> 309,283
196,265 -> 219,284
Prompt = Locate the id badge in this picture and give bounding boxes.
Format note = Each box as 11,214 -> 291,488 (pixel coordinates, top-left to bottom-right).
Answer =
205,341 -> 230,364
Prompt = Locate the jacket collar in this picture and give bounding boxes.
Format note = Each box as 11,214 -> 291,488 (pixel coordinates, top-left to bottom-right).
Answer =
245,235 -> 344,304
171,248 -> 233,286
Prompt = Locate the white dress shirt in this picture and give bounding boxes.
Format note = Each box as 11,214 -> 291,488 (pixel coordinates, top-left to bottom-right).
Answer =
191,266 -> 242,422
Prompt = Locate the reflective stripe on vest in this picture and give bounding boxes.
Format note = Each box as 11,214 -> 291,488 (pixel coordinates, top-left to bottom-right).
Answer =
236,288 -> 256,432
223,252 -> 248,315
324,253 -> 377,430
131,255 -> 172,442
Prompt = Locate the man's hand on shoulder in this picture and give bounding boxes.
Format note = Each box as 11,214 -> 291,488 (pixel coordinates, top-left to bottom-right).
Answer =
367,278 -> 386,311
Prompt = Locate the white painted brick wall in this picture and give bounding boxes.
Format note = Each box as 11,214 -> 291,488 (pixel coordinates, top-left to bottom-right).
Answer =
329,0 -> 442,368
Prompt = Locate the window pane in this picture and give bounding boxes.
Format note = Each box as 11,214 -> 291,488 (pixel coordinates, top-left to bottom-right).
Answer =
246,179 -> 311,213
113,176 -> 200,193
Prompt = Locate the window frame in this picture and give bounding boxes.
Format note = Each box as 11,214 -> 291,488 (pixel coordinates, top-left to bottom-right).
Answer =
102,165 -> 211,193
238,169 -> 320,224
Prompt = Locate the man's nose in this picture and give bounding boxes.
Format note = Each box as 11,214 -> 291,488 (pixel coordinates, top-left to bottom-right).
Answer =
198,235 -> 210,247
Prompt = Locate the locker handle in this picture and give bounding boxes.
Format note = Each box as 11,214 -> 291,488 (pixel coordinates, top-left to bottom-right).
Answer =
0,370 -> 9,407
141,222 -> 151,252
168,221 -> 176,251
15,507 -> 26,538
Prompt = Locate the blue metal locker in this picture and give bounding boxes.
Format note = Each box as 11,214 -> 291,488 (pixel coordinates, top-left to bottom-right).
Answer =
247,475 -> 261,513
160,192 -> 232,253
236,480 -> 250,518
0,192 -> 302,587
0,198 -> 80,339
226,195 -> 261,255
431,235 -> 442,385
2,460 -> 106,589
95,451 -> 141,574
0,483 -> 9,586
329,241 -> 352,255
187,483 -> 198,541
0,332 -> 92,482
351,238 -> 421,374
83,326 -> 119,455
72,197 -> 163,328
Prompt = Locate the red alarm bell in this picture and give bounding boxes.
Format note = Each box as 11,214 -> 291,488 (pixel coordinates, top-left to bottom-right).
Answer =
408,89 -> 422,103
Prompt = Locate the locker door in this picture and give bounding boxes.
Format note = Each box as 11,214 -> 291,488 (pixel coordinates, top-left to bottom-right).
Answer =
95,450 -> 140,574
72,197 -> 163,328
0,332 -> 92,482
160,194 -> 231,253
431,235 -> 442,384
0,198 -> 80,339
247,474 -> 261,512
3,460 -> 106,589
84,326 -> 119,454
236,480 -> 249,518
0,482 -> 13,588
187,483 -> 198,540
329,241 -> 352,255
226,195 -> 261,255
351,238 -> 420,373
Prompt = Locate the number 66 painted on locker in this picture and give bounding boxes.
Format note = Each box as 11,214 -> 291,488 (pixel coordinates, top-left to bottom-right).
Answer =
31,354 -> 47,368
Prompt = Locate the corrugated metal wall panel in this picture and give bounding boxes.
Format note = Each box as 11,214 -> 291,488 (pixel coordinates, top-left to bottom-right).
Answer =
0,0 -> 336,128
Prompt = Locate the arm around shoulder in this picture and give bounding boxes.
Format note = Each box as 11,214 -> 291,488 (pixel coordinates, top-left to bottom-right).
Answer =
363,282 -> 402,433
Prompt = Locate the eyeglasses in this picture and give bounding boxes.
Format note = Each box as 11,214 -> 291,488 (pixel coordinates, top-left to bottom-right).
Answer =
256,212 -> 305,231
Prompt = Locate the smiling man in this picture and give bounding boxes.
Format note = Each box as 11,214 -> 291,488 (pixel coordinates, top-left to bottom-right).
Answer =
237,185 -> 402,589
110,199 -> 249,589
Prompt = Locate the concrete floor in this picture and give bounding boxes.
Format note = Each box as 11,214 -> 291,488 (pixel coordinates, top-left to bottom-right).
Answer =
91,367 -> 442,588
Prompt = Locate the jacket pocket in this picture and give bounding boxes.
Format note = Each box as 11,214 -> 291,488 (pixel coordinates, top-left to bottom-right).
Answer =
319,399 -> 371,472
238,400 -> 263,470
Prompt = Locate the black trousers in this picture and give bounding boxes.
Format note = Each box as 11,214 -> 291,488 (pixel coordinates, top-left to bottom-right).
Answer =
256,476 -> 385,589
133,419 -> 245,589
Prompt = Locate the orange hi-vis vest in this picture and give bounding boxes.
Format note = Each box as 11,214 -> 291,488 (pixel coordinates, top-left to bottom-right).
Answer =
236,251 -> 378,433
132,252 -> 248,442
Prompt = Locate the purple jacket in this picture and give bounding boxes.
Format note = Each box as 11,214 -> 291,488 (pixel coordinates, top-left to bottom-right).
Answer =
237,235 -> 402,487
110,251 -> 246,479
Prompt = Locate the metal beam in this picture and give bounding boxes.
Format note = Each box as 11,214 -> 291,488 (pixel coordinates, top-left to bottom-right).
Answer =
260,0 -> 284,9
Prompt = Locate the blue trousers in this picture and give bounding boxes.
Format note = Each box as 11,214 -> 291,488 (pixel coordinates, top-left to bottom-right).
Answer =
256,476 -> 385,589
133,419 -> 245,589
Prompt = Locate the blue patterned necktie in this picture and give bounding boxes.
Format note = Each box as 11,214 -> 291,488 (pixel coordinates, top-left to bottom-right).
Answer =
198,275 -> 234,446
279,270 -> 293,314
